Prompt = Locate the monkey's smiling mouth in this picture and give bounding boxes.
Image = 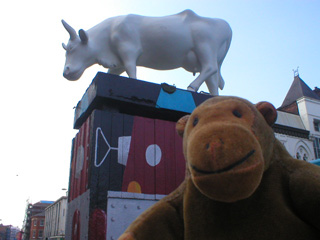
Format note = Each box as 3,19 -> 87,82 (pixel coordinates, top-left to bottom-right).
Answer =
190,150 -> 256,174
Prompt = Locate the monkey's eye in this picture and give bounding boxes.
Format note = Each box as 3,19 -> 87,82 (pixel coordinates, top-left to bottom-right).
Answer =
193,117 -> 199,126
233,110 -> 242,118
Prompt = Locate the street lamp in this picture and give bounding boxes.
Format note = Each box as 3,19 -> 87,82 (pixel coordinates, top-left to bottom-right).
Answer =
61,188 -> 68,196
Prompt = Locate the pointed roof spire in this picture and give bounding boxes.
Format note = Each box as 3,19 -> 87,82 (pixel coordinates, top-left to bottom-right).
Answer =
280,72 -> 320,108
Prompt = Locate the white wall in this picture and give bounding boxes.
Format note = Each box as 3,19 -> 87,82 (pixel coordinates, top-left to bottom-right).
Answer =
297,97 -> 320,159
297,97 -> 320,132
275,133 -> 315,161
44,197 -> 68,239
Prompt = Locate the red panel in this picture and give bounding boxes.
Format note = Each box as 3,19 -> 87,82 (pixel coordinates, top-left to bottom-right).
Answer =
174,129 -> 185,187
74,133 -> 80,199
154,119 -> 166,194
164,121 -> 178,193
80,120 -> 90,194
123,117 -> 150,193
89,209 -> 107,240
155,120 -> 186,194
122,116 -> 185,195
69,142 -> 76,201
143,118 -> 156,193
72,210 -> 80,240
69,118 -> 91,201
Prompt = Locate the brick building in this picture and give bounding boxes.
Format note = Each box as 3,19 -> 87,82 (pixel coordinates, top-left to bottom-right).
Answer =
30,213 -> 45,240
22,201 -> 53,240
0,224 -> 7,240
0,225 -> 20,240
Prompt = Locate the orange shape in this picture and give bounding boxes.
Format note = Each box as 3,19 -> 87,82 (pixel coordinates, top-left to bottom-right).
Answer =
127,181 -> 142,193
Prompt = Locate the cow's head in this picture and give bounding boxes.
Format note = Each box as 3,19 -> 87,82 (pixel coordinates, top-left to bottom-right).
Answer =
62,20 -> 96,81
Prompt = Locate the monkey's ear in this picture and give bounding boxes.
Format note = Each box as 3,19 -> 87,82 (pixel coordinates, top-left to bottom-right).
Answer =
255,102 -> 277,126
176,115 -> 190,137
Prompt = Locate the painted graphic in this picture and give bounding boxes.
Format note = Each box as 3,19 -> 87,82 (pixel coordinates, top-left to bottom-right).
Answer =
68,111 -> 186,240
69,118 -> 90,202
122,116 -> 185,195
94,127 -> 131,167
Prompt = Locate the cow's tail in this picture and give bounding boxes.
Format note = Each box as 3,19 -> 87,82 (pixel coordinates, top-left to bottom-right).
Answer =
218,33 -> 232,90
219,74 -> 225,90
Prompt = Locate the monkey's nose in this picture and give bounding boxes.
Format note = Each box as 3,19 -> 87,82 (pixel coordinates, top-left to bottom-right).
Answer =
206,139 -> 224,160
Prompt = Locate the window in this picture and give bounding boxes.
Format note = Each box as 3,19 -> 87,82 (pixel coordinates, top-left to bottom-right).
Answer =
314,137 -> 320,159
295,146 -> 309,161
33,219 -> 37,226
40,219 -> 44,226
314,119 -> 320,132
32,230 -> 36,238
38,230 -> 43,238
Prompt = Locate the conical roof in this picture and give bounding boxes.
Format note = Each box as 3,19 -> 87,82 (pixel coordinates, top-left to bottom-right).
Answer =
280,74 -> 320,108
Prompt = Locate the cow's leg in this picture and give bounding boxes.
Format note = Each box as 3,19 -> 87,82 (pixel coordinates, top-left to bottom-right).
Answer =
205,75 -> 219,95
107,67 -> 125,75
124,62 -> 137,79
187,44 -> 218,93
118,54 -> 138,79
218,68 -> 225,90
204,63 -> 225,95
117,45 -> 141,79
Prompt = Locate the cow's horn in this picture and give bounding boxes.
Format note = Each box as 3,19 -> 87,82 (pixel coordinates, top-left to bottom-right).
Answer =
62,20 -> 77,41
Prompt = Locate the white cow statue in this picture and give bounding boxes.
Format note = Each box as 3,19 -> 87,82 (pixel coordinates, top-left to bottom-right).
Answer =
62,10 -> 232,95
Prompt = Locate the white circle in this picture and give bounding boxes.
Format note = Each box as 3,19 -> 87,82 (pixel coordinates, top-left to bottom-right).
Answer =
75,145 -> 84,178
145,144 -> 162,167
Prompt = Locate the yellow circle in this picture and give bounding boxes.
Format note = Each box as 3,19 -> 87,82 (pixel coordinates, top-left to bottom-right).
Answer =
127,181 -> 142,193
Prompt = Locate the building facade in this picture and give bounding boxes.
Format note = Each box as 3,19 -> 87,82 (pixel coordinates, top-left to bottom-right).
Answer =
297,95 -> 320,159
9,226 -> 20,240
44,197 -> 68,240
22,201 -> 54,240
274,111 -> 314,161
29,214 -> 45,240
276,73 -> 320,161
0,225 -> 21,240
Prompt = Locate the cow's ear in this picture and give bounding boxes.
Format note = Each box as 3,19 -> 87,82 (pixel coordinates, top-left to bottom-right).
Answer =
176,115 -> 190,137
79,29 -> 88,44
255,101 -> 277,126
62,43 -> 67,50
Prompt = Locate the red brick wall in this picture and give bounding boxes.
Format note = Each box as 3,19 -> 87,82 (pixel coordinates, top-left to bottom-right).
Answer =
29,216 -> 45,240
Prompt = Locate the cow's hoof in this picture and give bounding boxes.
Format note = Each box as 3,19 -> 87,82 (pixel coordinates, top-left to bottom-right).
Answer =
187,86 -> 196,92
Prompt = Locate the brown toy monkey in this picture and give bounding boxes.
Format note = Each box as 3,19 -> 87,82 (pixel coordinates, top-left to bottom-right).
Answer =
119,96 -> 320,240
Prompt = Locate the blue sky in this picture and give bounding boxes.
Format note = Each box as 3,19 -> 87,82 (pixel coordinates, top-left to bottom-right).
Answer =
0,0 -> 319,228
